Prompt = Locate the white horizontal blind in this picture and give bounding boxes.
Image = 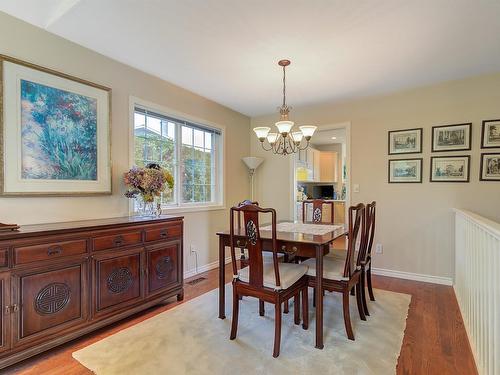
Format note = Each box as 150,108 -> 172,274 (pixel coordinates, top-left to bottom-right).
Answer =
454,209 -> 500,375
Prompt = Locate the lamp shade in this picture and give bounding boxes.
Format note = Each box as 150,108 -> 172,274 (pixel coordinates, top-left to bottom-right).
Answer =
299,125 -> 317,139
253,127 -> 271,140
242,157 -> 264,170
275,121 -> 294,134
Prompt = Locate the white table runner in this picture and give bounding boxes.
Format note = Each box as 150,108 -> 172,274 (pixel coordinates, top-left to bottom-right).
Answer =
260,222 -> 343,236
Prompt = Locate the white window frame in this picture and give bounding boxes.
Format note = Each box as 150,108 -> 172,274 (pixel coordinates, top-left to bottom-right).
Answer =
129,96 -> 225,214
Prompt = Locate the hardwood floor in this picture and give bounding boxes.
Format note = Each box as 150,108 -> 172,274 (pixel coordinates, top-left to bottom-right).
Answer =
3,264 -> 477,375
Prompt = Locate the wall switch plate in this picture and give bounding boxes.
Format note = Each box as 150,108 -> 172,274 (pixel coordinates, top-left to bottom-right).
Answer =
353,184 -> 360,193
190,245 -> 197,254
375,244 -> 383,254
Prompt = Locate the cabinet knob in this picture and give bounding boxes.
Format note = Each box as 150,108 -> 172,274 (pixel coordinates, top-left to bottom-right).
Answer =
159,229 -> 168,238
12,304 -> 19,312
113,235 -> 124,247
47,245 -> 63,256
4,305 -> 10,315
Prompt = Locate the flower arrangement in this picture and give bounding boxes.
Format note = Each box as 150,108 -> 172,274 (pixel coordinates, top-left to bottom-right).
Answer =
123,163 -> 174,207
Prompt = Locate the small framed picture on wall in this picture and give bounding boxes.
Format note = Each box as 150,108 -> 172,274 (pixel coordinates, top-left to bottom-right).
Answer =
481,119 -> 500,149
388,158 -> 423,183
430,155 -> 470,182
431,123 -> 472,152
388,128 -> 423,155
480,153 -> 500,181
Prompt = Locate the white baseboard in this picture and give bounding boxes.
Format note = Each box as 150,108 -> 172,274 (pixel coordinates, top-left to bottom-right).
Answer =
184,260 -> 453,286
371,267 -> 453,286
184,255 -> 238,279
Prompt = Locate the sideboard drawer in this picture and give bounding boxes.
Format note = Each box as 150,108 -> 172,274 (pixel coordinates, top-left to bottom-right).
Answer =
145,223 -> 182,242
93,230 -> 142,251
14,239 -> 87,265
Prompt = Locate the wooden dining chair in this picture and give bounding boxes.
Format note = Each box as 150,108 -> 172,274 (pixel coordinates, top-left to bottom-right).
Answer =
303,203 -> 367,340
229,201 -> 309,357
359,201 -> 376,316
302,199 -> 334,224
328,201 -> 376,316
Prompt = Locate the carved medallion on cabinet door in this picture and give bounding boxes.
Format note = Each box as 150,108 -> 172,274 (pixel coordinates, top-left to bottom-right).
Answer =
146,241 -> 180,296
12,260 -> 88,346
94,248 -> 143,316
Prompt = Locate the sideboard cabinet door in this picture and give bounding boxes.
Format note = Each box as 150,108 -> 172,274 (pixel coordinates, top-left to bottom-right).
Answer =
0,274 -> 10,354
146,240 -> 181,297
93,248 -> 143,317
12,260 -> 88,347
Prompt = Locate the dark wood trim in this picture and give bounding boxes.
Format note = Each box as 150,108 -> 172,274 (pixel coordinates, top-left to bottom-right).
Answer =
388,128 -> 423,155
479,152 -> 500,181
430,155 -> 471,183
481,119 -> 500,149
388,158 -> 423,183
431,123 -> 472,152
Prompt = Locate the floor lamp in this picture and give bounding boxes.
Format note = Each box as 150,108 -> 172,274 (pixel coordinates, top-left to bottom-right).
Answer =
242,157 -> 264,201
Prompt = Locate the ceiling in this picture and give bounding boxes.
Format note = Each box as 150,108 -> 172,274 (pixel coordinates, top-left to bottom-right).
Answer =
311,128 -> 346,146
2,0 -> 500,117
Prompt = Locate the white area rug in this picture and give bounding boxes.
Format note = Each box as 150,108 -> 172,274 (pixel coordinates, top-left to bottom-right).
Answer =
260,222 -> 343,235
73,285 -> 410,375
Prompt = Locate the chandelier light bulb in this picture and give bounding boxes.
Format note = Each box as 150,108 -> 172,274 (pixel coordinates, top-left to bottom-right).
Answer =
299,125 -> 317,140
253,127 -> 271,141
275,121 -> 294,135
267,132 -> 279,144
291,131 -> 304,144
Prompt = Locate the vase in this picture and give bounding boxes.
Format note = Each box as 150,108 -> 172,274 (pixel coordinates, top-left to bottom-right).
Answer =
136,196 -> 156,217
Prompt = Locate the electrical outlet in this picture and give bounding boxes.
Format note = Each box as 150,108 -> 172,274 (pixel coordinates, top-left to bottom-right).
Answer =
375,244 -> 383,254
353,184 -> 360,193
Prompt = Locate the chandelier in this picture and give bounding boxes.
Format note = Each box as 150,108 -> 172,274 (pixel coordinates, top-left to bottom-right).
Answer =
253,59 -> 317,155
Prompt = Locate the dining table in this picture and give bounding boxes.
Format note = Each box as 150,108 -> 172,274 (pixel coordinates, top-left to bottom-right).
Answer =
216,221 -> 347,349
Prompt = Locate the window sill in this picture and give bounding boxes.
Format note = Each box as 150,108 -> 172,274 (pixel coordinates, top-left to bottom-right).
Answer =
161,204 -> 226,215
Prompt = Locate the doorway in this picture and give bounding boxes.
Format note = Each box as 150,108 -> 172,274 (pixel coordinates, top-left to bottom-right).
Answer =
291,122 -> 351,224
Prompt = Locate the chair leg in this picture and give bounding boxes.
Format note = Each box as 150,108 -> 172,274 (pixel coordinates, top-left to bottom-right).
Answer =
356,281 -> 367,321
367,266 -> 375,301
284,299 -> 289,314
312,288 -> 316,308
273,301 -> 282,358
294,294 -> 300,325
230,287 -> 239,340
361,269 -> 370,316
259,299 -> 265,316
342,290 -> 355,340
301,286 -> 309,330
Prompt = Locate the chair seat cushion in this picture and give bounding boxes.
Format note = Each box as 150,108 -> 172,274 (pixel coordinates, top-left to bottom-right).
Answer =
302,257 -> 349,281
238,262 -> 308,290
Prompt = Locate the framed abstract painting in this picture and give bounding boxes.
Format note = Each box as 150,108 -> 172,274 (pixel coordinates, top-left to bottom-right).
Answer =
0,55 -> 111,195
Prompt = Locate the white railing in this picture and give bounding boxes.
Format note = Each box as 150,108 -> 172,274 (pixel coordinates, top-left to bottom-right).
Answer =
454,209 -> 500,375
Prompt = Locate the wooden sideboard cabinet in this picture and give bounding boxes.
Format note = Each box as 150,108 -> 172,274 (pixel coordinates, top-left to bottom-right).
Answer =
0,215 -> 184,369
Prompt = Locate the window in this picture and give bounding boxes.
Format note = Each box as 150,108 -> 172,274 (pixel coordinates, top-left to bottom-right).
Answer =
133,105 -> 223,209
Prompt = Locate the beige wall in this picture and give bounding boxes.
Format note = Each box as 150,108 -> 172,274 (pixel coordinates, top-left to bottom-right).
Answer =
252,73 -> 500,281
0,12 -> 251,275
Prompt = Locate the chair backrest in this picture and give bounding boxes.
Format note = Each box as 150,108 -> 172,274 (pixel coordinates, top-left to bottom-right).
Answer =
302,199 -> 334,224
229,201 -> 281,289
343,203 -> 365,278
235,200 -> 259,231
359,201 -> 376,264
